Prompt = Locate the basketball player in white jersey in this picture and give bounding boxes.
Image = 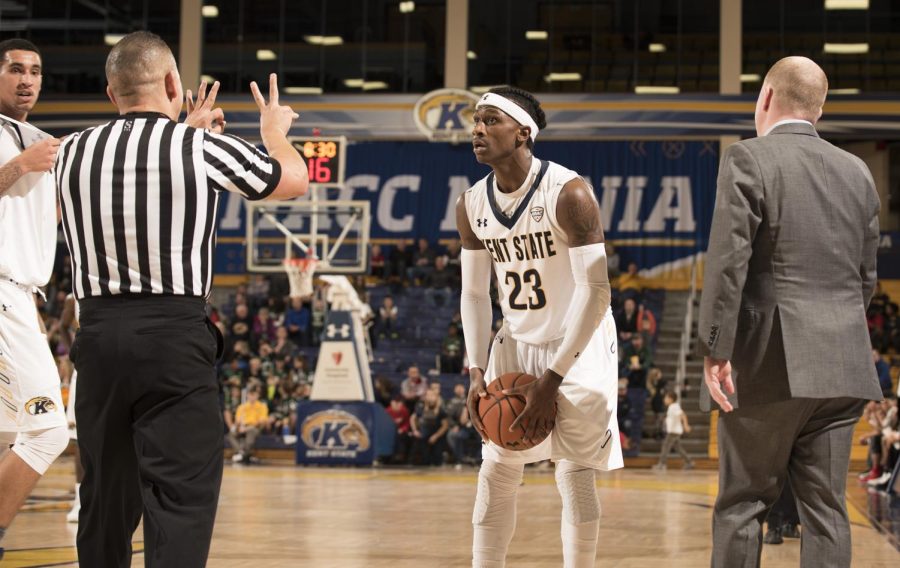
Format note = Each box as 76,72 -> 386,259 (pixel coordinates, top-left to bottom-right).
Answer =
58,294 -> 82,522
458,87 -> 622,568
0,39 -> 67,558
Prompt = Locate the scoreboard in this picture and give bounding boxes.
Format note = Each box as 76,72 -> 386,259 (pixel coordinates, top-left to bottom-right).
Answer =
289,136 -> 346,187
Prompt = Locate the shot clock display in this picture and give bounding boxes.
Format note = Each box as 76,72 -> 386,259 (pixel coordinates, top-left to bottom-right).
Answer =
289,136 -> 346,186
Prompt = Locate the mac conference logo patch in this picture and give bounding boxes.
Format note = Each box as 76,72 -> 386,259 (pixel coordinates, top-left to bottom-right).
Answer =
25,396 -> 56,415
530,206 -> 544,222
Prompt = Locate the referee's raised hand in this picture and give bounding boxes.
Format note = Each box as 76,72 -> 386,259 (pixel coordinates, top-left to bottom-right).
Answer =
251,73 -> 299,144
185,80 -> 225,133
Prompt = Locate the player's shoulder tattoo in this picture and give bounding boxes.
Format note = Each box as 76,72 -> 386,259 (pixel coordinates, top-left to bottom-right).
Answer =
559,180 -> 603,246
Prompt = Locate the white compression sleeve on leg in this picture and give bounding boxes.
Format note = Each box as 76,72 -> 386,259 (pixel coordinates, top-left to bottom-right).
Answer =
12,425 -> 69,475
548,243 -> 611,377
472,460 -> 524,568
461,248 -> 494,371
555,460 -> 601,568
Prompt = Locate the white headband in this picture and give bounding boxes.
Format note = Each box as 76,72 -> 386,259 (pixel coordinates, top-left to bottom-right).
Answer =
476,93 -> 540,142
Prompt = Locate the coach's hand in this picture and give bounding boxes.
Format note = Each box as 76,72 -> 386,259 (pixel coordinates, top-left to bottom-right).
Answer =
467,368 -> 489,443
251,73 -> 299,142
16,137 -> 60,173
505,371 -> 561,445
185,80 -> 226,133
704,356 -> 734,412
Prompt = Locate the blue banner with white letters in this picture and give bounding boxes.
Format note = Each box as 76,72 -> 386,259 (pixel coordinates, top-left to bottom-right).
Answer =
295,401 -> 395,465
215,140 -> 720,285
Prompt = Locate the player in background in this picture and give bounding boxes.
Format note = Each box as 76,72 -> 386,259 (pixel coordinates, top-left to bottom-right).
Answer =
0,39 -> 66,559
58,294 -> 82,522
458,87 -> 622,568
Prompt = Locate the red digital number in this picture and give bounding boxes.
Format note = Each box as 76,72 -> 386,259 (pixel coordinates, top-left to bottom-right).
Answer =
307,157 -> 333,184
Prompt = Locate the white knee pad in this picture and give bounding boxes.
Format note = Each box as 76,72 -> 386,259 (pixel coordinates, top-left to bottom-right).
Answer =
555,460 -> 600,525
472,460 -> 524,568
12,425 -> 69,475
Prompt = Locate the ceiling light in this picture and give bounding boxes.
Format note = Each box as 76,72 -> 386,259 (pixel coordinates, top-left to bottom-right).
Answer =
467,50 -> 478,60
469,85 -> 502,94
200,74 -> 217,84
343,78 -> 364,88
285,86 -> 324,95
823,42 -> 869,54
634,86 -> 680,94
544,72 -> 582,82
526,30 -> 548,40
362,81 -> 389,91
740,73 -> 761,82
825,0 -> 868,9
104,34 -> 125,46
201,5 -> 219,17
303,35 -> 344,46
649,43 -> 667,53
399,1 -> 415,13
828,87 -> 861,94
256,49 -> 277,60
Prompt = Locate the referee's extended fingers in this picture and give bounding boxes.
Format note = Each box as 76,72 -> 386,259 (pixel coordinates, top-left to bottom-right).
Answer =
249,81 -> 266,110
185,90 -> 195,113
268,73 -> 279,106
195,81 -> 208,106
204,81 -> 221,109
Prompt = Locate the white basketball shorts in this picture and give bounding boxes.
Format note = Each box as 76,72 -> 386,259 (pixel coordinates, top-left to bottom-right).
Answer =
0,279 -> 67,433
482,308 -> 624,471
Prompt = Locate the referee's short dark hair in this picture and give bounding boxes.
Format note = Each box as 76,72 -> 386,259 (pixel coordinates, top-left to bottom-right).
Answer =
0,39 -> 41,62
105,31 -> 175,100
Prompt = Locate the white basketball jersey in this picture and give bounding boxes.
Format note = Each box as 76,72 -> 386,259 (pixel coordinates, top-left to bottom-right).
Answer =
0,125 -> 57,287
465,158 -> 580,345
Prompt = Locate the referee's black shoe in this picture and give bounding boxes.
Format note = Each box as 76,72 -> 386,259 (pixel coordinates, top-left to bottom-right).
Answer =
764,526 -> 783,545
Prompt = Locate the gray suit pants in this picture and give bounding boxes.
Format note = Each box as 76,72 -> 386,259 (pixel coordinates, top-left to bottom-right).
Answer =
712,397 -> 865,568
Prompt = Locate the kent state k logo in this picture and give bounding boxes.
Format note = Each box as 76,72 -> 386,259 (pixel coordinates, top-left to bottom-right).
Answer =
25,396 -> 56,415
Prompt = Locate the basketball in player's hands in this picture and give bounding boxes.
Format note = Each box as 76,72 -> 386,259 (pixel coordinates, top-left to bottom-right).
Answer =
477,372 -> 556,450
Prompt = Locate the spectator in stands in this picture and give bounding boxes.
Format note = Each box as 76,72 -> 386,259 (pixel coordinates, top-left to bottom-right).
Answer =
410,389 -> 450,466
222,284 -> 248,319
648,368 -> 669,439
616,379 -> 632,451
868,305 -> 886,350
223,380 -> 243,433
387,240 -> 413,290
401,365 -> 427,411
445,239 -> 463,278
409,238 -> 436,284
653,391 -> 694,470
247,357 -> 264,383
310,296 -> 327,346
616,297 -> 640,344
618,262 -> 644,300
446,384 -> 477,467
606,243 -> 621,280
253,306 -> 278,346
230,303 -> 254,346
247,274 -> 271,310
284,297 -> 311,345
441,324 -> 464,374
883,302 -> 899,353
865,395 -> 898,491
386,396 -> 412,463
228,387 -> 269,465
370,244 -> 386,280
424,255 -> 460,307
638,302 -> 658,340
870,281 -> 890,315
875,349 -> 893,397
374,375 -> 394,407
622,332 -> 654,390
272,326 -> 298,359
377,295 -> 399,339
290,355 -> 310,384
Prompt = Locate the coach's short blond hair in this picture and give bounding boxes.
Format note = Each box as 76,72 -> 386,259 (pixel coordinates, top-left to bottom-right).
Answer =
105,31 -> 176,101
764,56 -> 828,121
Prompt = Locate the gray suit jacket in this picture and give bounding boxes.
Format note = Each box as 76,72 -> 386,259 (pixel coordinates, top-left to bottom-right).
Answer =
697,122 -> 882,411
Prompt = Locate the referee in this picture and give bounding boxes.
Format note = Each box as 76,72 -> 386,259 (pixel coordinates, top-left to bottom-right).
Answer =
56,32 -> 308,567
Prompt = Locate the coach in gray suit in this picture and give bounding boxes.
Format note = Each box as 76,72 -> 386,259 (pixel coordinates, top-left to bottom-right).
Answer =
698,56 -> 882,568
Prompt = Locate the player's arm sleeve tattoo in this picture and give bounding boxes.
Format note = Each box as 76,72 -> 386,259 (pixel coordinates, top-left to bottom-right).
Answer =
457,192 -> 493,372
548,179 -> 612,377
0,159 -> 24,197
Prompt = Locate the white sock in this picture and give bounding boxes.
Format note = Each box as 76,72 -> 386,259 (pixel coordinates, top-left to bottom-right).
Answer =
556,461 -> 601,568
472,460 -> 524,568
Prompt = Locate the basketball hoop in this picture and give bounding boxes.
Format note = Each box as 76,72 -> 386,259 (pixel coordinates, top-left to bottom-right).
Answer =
284,257 -> 318,298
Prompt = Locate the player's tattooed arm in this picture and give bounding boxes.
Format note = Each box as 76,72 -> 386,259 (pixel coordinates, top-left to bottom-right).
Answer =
556,178 -> 604,248
456,192 -> 487,250
0,160 -> 24,197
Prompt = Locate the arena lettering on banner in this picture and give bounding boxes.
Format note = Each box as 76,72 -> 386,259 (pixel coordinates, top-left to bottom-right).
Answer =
216,140 -> 720,288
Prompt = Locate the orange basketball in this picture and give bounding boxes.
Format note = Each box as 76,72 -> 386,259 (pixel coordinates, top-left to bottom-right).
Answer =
477,372 -> 555,451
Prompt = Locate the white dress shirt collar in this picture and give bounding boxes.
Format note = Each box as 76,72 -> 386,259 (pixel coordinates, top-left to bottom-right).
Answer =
764,119 -> 814,136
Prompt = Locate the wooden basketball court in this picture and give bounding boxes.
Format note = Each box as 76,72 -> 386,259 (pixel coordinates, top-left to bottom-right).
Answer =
2,457 -> 897,567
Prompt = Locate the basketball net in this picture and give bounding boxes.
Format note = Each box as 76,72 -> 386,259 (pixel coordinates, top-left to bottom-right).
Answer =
283,257 -> 318,298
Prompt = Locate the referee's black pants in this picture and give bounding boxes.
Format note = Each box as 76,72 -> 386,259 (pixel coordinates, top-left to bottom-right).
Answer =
71,296 -> 224,568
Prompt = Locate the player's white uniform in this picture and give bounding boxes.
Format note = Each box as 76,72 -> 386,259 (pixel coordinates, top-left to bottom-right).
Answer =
465,157 -> 622,470
0,121 -> 66,435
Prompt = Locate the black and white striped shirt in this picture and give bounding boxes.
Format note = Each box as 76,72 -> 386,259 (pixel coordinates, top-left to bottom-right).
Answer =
56,112 -> 281,299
